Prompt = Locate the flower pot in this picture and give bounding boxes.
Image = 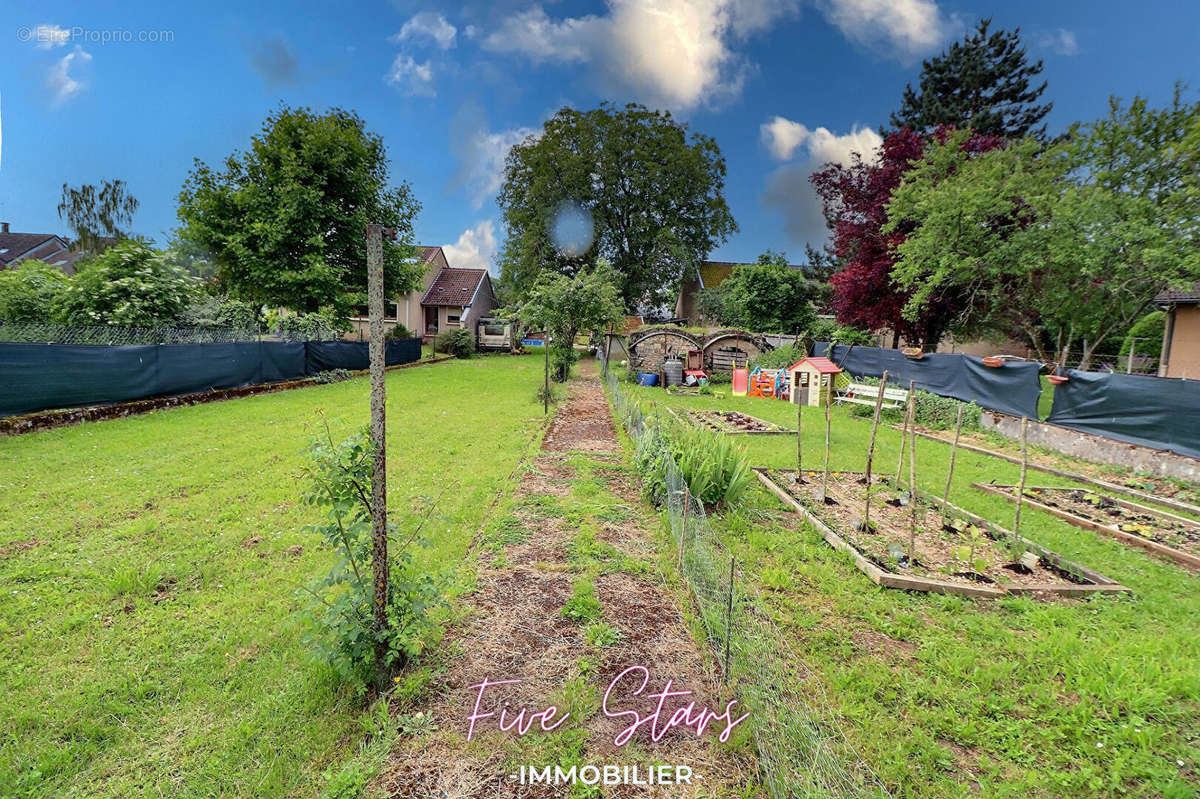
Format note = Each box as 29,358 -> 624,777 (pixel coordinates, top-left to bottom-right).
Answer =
902,347 -> 925,359
982,356 -> 1005,368
1047,374 -> 1069,385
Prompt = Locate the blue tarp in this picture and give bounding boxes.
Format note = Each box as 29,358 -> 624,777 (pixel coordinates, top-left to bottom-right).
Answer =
0,338 -> 422,417
812,342 -> 1043,419
1048,370 -> 1200,459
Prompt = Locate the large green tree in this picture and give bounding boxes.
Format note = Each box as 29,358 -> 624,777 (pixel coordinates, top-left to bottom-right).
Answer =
53,240 -> 200,327
178,106 -> 421,313
890,19 -> 1052,139
57,179 -> 139,253
887,89 -> 1200,368
699,251 -> 817,334
498,104 -> 737,309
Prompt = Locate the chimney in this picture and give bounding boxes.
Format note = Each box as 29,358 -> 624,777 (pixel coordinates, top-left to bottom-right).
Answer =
0,222 -> 9,234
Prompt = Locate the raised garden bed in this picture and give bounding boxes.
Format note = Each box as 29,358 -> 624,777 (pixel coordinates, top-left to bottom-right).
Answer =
907,427 -> 1200,518
686,409 -> 793,435
974,483 -> 1200,573
755,468 -> 1128,598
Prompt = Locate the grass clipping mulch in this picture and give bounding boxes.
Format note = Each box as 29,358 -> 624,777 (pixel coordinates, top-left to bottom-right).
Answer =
375,374 -> 757,798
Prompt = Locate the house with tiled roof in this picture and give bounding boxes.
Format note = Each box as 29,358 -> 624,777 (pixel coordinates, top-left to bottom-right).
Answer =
350,244 -> 498,346
1156,282 -> 1200,378
0,222 -> 88,274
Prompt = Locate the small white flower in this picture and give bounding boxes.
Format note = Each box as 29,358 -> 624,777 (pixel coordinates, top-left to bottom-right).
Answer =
1179,760 -> 1186,767
1096,742 -> 1104,748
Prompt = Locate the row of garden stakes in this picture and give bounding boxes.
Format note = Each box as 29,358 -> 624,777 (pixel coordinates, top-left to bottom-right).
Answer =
795,370 -> 1032,563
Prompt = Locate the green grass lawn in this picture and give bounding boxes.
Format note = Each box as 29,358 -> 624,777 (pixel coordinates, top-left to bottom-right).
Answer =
0,354 -> 547,799
625,382 -> 1200,799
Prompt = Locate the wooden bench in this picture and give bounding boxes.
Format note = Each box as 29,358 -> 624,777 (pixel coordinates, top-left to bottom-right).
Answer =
836,382 -> 909,410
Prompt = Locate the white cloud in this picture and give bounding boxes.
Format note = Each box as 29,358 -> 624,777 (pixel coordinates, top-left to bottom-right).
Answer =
392,12 -> 457,50
482,0 -> 799,111
760,119 -> 882,248
443,220 -> 499,271
385,54 -> 435,96
463,126 -> 539,208
761,116 -> 882,166
46,46 -> 91,106
1036,28 -> 1078,56
33,24 -> 71,49
818,0 -> 954,60
450,104 -> 541,208
760,116 -> 810,160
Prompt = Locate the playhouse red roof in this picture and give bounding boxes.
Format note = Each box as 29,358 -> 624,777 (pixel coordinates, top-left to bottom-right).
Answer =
789,357 -> 841,374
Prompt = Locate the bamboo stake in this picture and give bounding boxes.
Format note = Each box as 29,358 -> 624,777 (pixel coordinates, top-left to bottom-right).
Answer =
1013,416 -> 1029,543
894,382 -> 914,487
941,405 -> 964,523
862,370 -> 890,532
822,380 -> 832,502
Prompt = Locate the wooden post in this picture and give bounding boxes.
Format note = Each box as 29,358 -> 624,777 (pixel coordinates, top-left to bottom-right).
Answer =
603,333 -> 613,375
863,371 -> 889,531
941,405 -> 964,521
1127,338 -> 1135,374
365,223 -> 389,689
1014,416 -> 1029,542
822,380 -> 832,502
894,382 -> 914,487
724,555 -> 734,683
543,335 -> 550,414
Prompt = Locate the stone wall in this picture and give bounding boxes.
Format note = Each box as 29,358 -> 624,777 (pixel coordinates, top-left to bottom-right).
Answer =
981,412 -> 1200,483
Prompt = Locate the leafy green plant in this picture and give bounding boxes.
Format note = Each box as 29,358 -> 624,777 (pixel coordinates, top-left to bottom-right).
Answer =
561,580 -> 603,623
300,425 -> 447,694
395,711 -> 437,737
433,327 -> 475,358
750,343 -> 806,371
582,620 -> 622,648
387,323 -> 415,340
53,240 -> 200,326
0,260 -> 70,323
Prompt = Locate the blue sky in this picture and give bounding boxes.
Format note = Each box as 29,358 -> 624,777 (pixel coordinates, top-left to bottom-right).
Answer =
1,0 -> 1197,273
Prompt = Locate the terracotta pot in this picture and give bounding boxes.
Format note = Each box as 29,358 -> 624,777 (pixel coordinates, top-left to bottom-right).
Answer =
901,347 -> 925,359
981,356 -> 1005,368
1047,374 -> 1069,385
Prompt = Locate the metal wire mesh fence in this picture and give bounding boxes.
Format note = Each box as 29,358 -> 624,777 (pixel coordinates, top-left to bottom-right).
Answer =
599,354 -> 889,799
0,322 -> 344,345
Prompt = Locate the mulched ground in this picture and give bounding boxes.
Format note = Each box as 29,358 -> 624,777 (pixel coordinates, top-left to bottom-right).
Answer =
375,362 -> 755,798
1009,486 -> 1200,554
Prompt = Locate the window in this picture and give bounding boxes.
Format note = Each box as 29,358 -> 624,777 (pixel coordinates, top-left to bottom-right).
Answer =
447,313 -> 461,324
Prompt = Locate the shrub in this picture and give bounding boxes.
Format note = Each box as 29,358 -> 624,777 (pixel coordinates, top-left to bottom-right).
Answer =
300,427 -> 447,693
387,323 -> 415,340
1119,311 -> 1165,357
433,327 -> 474,358
183,294 -> 260,329
751,343 -> 805,371
312,369 -> 352,384
53,240 -> 200,326
0,260 -> 70,323
270,309 -> 347,340
808,318 -> 874,345
912,390 -> 982,430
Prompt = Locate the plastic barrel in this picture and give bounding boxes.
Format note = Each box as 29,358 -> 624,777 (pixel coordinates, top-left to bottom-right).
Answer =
663,360 -> 684,387
637,373 -> 660,387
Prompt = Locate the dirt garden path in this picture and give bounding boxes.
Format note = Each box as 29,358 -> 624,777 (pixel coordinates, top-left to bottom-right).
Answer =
375,361 -> 755,798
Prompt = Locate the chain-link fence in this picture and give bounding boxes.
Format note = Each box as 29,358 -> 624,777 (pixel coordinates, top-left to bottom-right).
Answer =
599,354 -> 889,799
0,322 -> 345,345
